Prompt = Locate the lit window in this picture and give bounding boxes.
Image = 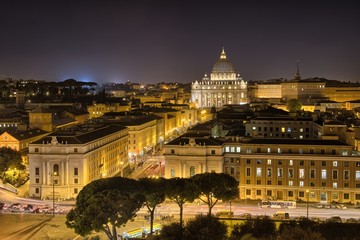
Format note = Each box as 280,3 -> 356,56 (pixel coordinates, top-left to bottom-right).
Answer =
267,159 -> 272,165
299,169 -> 304,178
299,181 -> 304,187
289,160 -> 293,166
333,161 -> 338,167
288,181 -> 293,186
356,171 -> 360,180
321,169 -> 327,179
333,182 -> 338,188
256,168 -> 262,177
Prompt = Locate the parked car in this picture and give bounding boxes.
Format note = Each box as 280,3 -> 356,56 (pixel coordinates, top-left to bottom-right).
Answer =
216,211 -> 234,218
326,216 -> 342,223
239,213 -> 252,219
272,212 -> 290,220
336,204 -> 347,209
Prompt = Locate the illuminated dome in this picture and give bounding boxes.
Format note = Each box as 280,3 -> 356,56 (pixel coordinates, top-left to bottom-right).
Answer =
211,48 -> 235,73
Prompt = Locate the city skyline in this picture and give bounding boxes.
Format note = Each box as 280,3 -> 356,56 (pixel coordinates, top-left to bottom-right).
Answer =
1,1 -> 359,84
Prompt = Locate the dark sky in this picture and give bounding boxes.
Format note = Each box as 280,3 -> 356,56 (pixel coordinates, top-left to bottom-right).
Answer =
1,0 -> 359,84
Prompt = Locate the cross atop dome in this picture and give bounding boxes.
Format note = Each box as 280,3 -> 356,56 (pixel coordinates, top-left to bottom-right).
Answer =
220,47 -> 227,60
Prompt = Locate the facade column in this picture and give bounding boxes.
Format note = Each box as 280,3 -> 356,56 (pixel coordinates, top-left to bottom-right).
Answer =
42,161 -> 46,184
66,159 -> 69,185
61,161 -> 65,185
47,161 -> 50,185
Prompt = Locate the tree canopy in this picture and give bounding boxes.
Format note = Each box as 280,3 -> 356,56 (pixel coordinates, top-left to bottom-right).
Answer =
286,99 -> 302,112
191,173 -> 239,215
66,177 -> 144,240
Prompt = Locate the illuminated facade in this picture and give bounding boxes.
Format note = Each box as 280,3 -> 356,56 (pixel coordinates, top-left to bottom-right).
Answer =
191,48 -> 247,108
28,124 -> 129,200
164,136 -> 360,204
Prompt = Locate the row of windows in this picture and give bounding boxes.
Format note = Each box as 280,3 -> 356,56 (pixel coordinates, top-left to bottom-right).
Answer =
245,179 -> 360,188
244,189 -> 360,200
34,187 -> 78,194
246,167 -> 360,180
35,166 -> 78,176
224,146 -> 349,155
251,127 -> 310,133
225,159 -> 360,168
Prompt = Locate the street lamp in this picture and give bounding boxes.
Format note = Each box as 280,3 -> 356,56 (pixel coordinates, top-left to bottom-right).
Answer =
159,161 -> 162,177
306,189 -> 309,218
49,172 -> 57,216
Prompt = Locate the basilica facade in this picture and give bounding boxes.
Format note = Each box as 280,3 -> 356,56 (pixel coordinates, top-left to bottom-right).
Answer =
191,48 -> 248,108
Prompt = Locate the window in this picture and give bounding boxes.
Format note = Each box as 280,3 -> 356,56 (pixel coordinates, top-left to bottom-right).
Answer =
332,170 -> 338,180
35,167 -> 40,175
299,181 -> 304,187
246,189 -> 251,195
35,148 -> 39,153
230,147 -> 235,152
310,149 -> 314,154
257,148 -> 261,153
310,161 -> 315,166
356,171 -> 360,180
236,147 -> 241,152
74,148 -> 78,153
53,164 -> 59,174
256,180 -> 261,184
267,148 -> 271,153
300,160 -> 304,166
74,188 -> 78,194
35,178 -> 39,183
299,191 -> 304,198
278,160 -> 282,165
288,191 -> 293,197
267,168 -> 272,177
171,149 -> 175,154
74,178 -> 78,184
267,190 -> 272,196
321,170 -> 326,179
344,162 -> 349,167
257,160 -> 262,164
344,193 -> 349,200
344,170 -> 349,180
190,166 -> 196,177
278,180 -> 282,185
288,181 -> 293,186
310,182 -> 315,187
322,161 -> 326,166
333,161 -> 338,167
211,150 -> 215,155
246,168 -> 251,176
246,179 -> 251,184
333,182 -> 338,188
256,190 -> 261,195
357,162 -> 360,167
246,159 -> 251,164
310,169 -> 315,178
357,184 -> 360,188
344,182 -> 349,188
171,169 -> 175,178
332,150 -> 336,155
289,160 -> 293,166
321,149 -> 325,154
267,159 -> 272,165
267,180 -> 272,185
35,188 -> 39,194
74,168 -> 78,176
299,169 -> 304,178
321,182 -> 326,187
256,168 -> 262,177
225,147 -> 229,152
277,168 -> 283,177
288,169 -> 294,178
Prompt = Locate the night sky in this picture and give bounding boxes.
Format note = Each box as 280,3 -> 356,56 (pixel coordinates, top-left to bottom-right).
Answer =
1,0 -> 359,84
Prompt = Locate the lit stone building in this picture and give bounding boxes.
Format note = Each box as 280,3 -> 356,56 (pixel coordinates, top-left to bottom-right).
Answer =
28,124 -> 129,200
164,136 -> 360,204
245,116 -> 314,139
191,48 -> 247,108
87,102 -> 130,119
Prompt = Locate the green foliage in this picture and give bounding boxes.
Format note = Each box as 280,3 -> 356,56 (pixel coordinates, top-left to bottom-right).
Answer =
183,214 -> 228,240
191,173 -> 239,215
278,225 -> 324,240
66,177 -> 144,240
0,147 -> 25,172
230,217 -> 276,240
158,222 -> 184,240
286,99 -> 302,112
165,177 -> 200,227
138,177 -> 166,235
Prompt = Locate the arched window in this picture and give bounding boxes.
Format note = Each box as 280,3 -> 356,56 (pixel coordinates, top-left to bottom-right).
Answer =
53,164 -> 59,175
